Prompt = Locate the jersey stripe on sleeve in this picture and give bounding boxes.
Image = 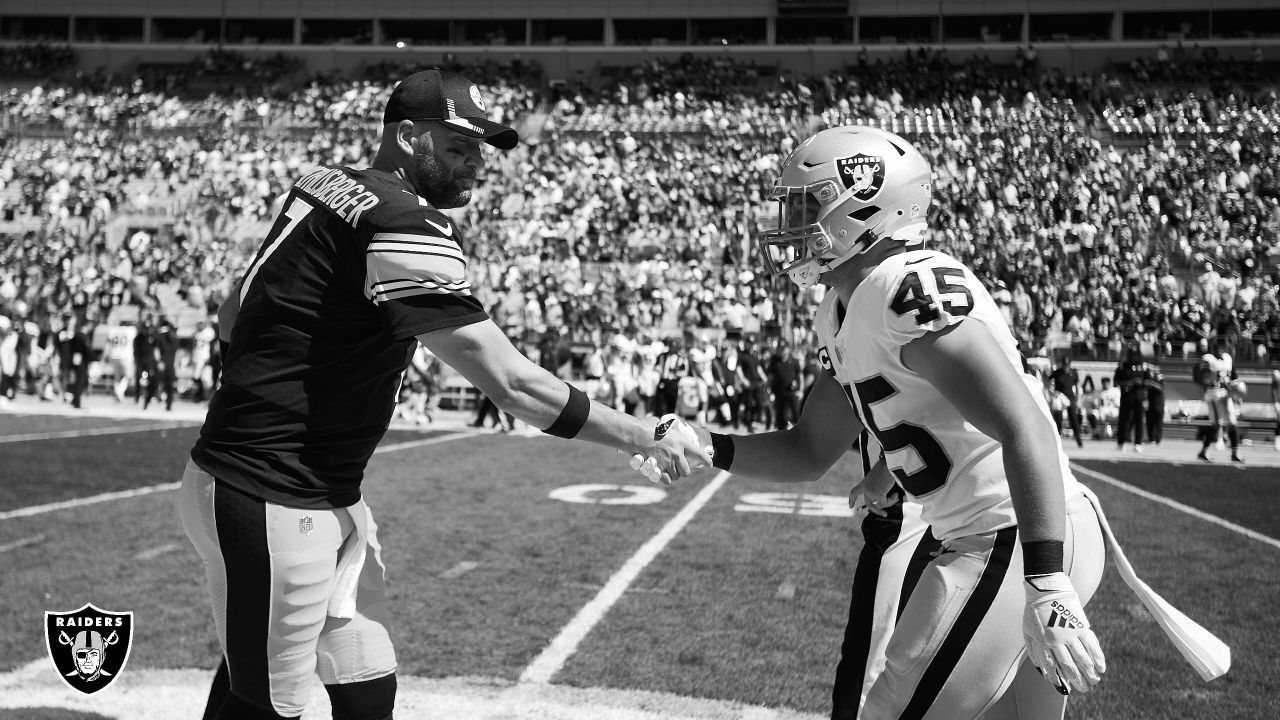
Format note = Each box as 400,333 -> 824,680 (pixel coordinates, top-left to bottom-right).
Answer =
364,231 -> 472,304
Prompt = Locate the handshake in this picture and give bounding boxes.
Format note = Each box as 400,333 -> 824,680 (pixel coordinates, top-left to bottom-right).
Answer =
624,414 -> 716,485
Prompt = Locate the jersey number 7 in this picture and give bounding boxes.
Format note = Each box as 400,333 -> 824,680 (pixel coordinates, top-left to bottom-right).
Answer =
238,196 -> 315,304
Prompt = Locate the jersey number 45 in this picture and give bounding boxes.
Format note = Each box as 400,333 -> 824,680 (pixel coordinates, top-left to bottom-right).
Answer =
847,375 -> 951,497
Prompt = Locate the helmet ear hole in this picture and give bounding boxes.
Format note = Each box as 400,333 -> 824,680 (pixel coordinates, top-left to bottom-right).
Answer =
848,205 -> 880,222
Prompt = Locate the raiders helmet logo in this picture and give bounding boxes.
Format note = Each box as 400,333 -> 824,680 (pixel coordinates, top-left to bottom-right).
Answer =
836,154 -> 885,201
45,603 -> 134,694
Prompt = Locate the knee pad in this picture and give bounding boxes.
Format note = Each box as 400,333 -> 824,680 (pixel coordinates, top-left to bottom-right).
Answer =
326,673 -> 396,720
315,613 -> 396,686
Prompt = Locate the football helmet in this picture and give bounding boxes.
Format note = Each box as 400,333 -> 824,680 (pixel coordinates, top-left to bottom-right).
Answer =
758,126 -> 932,288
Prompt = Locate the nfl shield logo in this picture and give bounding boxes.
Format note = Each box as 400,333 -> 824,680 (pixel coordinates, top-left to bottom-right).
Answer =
299,515 -> 314,536
44,603 -> 134,694
836,154 -> 886,201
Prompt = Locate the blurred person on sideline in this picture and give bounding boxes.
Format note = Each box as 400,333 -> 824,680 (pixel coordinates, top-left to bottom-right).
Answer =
1049,355 -> 1085,447
146,317 -> 178,411
1194,340 -> 1241,462
133,314 -> 155,403
768,340 -> 803,430
57,313 -> 90,409
1113,344 -> 1148,452
1143,353 -> 1166,445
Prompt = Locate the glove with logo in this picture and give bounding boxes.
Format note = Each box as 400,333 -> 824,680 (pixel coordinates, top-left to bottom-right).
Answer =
1023,572 -> 1106,695
627,414 -> 711,485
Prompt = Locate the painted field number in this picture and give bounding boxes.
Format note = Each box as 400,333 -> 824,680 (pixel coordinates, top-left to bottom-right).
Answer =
734,492 -> 855,518
549,484 -> 668,505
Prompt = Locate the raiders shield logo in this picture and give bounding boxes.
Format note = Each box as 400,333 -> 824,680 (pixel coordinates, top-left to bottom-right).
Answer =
45,603 -> 134,694
836,154 -> 885,201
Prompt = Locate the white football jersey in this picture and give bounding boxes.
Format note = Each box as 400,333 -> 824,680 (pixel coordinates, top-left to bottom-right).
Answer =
814,249 -> 1079,540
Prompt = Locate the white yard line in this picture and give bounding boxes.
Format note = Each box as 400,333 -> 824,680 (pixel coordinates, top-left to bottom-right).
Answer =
520,471 -> 732,685
0,483 -> 183,521
0,430 -> 474,522
0,422 -> 196,443
1071,463 -> 1280,551
373,430 -> 478,454
0,533 -> 45,554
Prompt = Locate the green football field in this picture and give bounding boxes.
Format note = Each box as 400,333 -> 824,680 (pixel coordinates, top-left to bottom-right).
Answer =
0,414 -> 1273,719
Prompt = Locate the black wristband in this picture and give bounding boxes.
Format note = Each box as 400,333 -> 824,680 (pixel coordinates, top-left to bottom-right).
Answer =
709,432 -> 735,471
1022,540 -> 1064,577
544,384 -> 591,439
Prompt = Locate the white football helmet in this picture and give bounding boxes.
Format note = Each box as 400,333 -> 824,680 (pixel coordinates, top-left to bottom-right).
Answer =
758,126 -> 932,288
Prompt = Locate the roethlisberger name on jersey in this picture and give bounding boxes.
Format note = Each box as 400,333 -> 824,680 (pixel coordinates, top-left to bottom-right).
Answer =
295,167 -> 381,227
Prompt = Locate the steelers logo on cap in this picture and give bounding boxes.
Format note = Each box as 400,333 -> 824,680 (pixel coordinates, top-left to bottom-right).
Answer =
469,85 -> 486,111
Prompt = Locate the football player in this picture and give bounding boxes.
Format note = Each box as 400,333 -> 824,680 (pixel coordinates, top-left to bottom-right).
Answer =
178,69 -> 708,720
1195,340 -> 1240,462
640,126 -> 1110,719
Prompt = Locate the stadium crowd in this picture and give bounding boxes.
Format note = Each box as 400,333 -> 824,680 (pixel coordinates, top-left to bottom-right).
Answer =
1,46 -> 1278,425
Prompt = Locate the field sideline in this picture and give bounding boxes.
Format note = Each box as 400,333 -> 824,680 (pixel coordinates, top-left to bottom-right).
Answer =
0,399 -> 1275,719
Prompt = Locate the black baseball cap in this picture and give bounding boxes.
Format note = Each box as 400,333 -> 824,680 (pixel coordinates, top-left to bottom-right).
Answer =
383,69 -> 518,150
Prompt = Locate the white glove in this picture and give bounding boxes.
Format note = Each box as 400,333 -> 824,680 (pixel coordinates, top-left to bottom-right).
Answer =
1023,572 -> 1106,695
627,414 -> 710,485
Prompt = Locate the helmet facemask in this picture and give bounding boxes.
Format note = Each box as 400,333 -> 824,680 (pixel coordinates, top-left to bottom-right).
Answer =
758,180 -> 878,289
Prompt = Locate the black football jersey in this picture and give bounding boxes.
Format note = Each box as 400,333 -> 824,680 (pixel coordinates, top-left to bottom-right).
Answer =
192,166 -> 487,508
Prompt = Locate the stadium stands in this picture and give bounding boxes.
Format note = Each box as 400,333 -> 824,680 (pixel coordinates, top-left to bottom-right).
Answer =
0,43 -> 1277,431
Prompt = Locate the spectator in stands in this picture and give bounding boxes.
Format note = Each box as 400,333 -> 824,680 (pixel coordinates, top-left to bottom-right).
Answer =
2,49 -> 1280,414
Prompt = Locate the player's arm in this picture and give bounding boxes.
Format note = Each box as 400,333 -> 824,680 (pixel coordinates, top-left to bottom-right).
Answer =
903,318 -> 1103,694
419,319 -> 707,481
902,319 -> 1063,543
687,370 -> 864,483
